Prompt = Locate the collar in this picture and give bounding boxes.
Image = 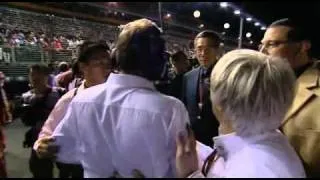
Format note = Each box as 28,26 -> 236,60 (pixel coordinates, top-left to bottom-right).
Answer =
294,62 -> 312,78
78,81 -> 86,91
200,65 -> 214,77
297,61 -> 320,89
106,73 -> 156,91
212,130 -> 281,160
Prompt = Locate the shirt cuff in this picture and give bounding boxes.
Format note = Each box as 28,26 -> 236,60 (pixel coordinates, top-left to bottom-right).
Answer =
187,170 -> 205,178
33,139 -> 40,151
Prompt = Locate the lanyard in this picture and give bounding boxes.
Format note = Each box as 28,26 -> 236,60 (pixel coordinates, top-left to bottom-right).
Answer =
198,69 -> 207,112
201,147 -> 218,176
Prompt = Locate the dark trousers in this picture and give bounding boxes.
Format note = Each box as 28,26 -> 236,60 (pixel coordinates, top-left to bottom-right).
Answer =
29,149 -> 54,178
56,162 -> 83,178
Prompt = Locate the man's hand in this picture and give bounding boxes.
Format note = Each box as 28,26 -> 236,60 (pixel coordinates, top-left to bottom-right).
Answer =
35,137 -> 59,159
176,124 -> 199,178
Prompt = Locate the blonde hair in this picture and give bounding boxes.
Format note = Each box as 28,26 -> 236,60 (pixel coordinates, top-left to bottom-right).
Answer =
116,18 -> 162,53
210,49 -> 296,137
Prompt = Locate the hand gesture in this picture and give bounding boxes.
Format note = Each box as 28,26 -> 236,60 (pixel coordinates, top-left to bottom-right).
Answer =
176,124 -> 199,178
35,137 -> 59,159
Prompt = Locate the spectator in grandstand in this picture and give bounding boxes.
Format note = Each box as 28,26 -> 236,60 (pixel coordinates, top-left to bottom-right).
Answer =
34,42 -> 112,178
40,37 -> 50,50
181,30 -> 222,147
20,64 -> 65,178
260,18 -> 320,178
175,49 -> 305,178
49,18 -> 189,178
168,51 -> 190,100
52,36 -> 63,51
67,36 -> 77,49
25,31 -> 37,46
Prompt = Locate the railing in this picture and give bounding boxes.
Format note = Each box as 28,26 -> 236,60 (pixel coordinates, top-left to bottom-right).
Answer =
0,44 -> 75,65
0,44 -> 76,81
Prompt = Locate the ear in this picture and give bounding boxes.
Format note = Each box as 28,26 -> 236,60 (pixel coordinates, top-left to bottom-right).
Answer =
78,62 -> 86,73
216,46 -> 224,60
301,40 -> 311,52
212,104 -> 223,122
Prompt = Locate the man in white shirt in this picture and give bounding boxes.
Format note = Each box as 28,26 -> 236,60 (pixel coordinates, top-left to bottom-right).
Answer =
50,19 -> 190,178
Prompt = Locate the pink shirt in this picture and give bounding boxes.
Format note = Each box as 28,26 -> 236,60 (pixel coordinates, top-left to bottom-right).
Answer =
33,82 -> 85,150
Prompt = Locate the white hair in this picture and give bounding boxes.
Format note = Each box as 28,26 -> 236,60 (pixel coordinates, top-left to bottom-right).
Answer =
210,49 -> 296,137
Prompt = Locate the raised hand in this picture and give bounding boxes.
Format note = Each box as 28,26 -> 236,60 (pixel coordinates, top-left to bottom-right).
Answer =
175,124 -> 199,178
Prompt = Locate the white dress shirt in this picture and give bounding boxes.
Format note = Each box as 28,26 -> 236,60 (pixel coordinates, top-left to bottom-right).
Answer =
52,73 -> 190,178
191,130 -> 306,178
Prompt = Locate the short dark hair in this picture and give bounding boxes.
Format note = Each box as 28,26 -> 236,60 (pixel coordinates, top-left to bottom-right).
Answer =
171,51 -> 187,63
269,18 -> 310,42
58,62 -> 69,73
78,43 -> 110,65
71,61 -> 81,78
78,41 -> 95,54
194,30 -> 222,48
29,64 -> 49,76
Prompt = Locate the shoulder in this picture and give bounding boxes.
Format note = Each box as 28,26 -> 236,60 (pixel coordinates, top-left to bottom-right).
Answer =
227,143 -> 304,178
56,88 -> 76,105
154,92 -> 186,109
184,67 -> 199,78
51,87 -> 66,97
72,83 -> 106,103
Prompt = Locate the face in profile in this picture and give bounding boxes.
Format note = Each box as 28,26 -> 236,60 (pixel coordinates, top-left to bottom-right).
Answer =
260,26 -> 309,69
195,37 -> 219,69
81,58 -> 111,85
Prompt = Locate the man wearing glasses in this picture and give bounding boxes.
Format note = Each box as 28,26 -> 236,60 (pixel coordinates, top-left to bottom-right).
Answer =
181,30 -> 222,147
260,18 -> 320,178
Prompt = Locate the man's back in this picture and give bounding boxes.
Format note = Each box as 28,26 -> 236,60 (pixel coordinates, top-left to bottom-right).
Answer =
53,73 -> 189,178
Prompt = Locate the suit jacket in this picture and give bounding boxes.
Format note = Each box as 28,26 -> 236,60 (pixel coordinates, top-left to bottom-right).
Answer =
281,60 -> 320,177
182,67 -> 219,146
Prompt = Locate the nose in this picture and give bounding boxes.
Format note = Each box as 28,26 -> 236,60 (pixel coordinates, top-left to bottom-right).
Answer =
198,49 -> 205,57
259,44 -> 268,55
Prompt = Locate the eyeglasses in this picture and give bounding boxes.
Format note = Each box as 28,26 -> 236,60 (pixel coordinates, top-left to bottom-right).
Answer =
259,40 -> 293,51
195,47 -> 216,53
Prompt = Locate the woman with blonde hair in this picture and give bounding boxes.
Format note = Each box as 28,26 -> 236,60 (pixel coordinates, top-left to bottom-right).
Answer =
176,49 -> 306,178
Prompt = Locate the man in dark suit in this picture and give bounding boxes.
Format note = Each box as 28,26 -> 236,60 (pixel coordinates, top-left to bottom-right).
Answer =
181,30 -> 222,147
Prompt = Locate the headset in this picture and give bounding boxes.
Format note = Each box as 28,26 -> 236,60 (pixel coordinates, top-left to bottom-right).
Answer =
112,25 -> 168,81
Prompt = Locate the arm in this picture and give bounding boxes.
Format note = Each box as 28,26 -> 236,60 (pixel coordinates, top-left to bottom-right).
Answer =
167,100 -> 191,177
33,93 -> 72,150
51,101 -> 79,164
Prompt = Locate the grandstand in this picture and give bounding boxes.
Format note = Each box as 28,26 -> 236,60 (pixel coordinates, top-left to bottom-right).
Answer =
0,5 -> 239,82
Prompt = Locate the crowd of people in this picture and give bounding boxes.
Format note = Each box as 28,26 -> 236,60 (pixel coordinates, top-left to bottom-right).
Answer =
0,26 -> 86,51
0,17 -> 319,178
